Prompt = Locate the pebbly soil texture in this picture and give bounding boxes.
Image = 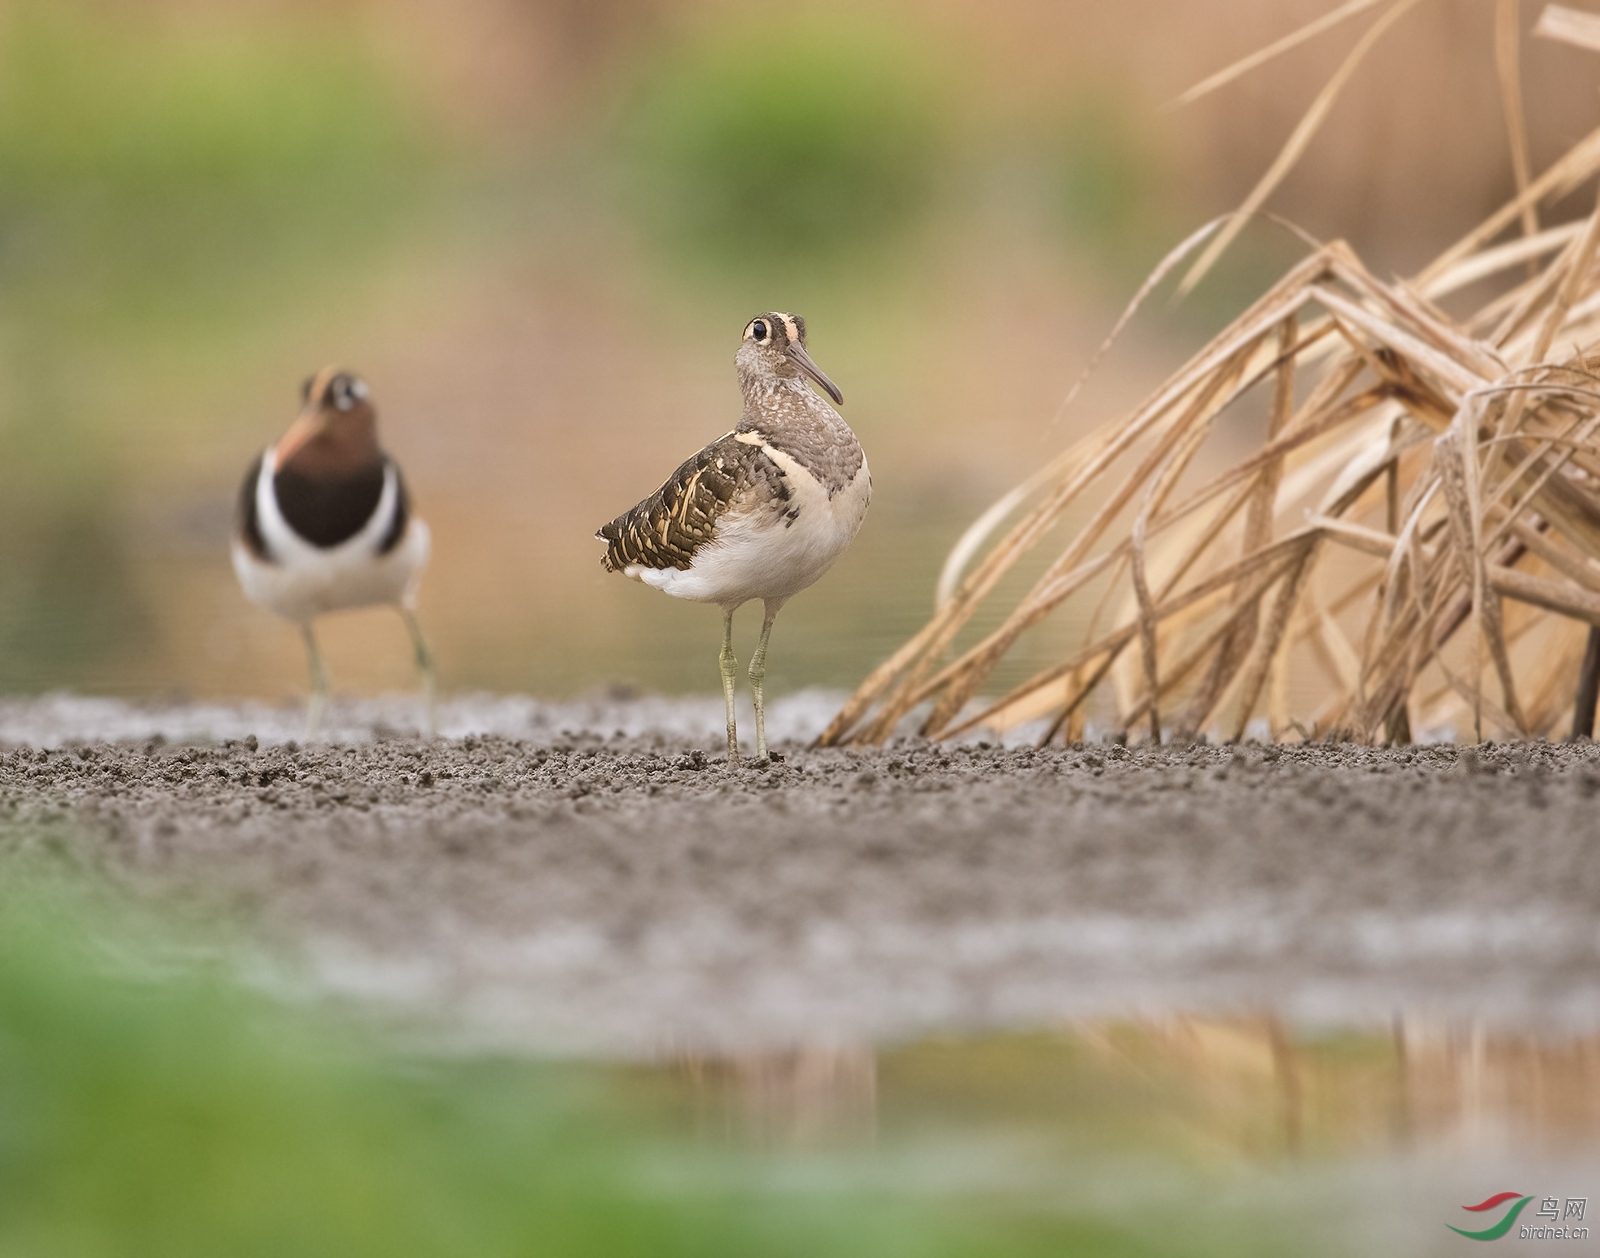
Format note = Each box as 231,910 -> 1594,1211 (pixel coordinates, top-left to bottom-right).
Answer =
2,709 -> 1598,1054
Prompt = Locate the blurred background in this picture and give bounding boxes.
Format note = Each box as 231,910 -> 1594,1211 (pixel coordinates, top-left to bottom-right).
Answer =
4,0 -> 1600,704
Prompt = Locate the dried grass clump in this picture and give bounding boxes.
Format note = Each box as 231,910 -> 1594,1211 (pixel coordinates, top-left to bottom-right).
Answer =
822,3 -> 1600,747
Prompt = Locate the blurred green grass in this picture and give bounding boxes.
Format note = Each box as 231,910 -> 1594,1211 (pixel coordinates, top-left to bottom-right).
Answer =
0,3 -> 440,346
616,15 -> 951,280
612,14 -> 1175,290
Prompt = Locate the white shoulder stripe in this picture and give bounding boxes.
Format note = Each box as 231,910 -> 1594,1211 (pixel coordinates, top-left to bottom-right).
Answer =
255,449 -> 401,565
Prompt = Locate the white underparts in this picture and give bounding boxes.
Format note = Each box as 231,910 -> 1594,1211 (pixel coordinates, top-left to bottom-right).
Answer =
232,448 -> 430,624
626,439 -> 870,610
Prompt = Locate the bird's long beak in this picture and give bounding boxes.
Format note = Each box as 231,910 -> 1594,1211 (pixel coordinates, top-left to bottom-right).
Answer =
786,342 -> 844,405
274,405 -> 329,465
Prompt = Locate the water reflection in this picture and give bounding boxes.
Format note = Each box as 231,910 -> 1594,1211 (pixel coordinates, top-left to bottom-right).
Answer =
669,1045 -> 878,1148
665,1018 -> 1600,1161
1396,1019 -> 1600,1157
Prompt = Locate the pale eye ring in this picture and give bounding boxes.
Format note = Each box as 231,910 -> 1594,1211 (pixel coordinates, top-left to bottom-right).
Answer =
750,319 -> 768,341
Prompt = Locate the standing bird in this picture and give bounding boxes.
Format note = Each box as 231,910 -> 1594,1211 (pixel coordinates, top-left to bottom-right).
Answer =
232,367 -> 435,737
597,314 -> 870,762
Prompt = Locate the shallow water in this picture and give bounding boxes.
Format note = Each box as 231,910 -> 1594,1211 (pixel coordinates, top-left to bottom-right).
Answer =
630,1019 -> 1600,1257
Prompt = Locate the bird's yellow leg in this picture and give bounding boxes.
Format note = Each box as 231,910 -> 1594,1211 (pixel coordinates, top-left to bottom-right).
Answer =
719,606 -> 739,763
301,622 -> 328,740
748,601 -> 781,761
401,606 -> 437,738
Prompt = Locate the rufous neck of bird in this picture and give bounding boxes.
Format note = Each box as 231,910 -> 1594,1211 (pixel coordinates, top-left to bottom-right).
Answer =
276,407 -> 383,478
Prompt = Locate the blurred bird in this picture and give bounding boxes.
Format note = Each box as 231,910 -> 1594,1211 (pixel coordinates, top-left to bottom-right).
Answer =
597,314 -> 870,762
232,368 -> 435,737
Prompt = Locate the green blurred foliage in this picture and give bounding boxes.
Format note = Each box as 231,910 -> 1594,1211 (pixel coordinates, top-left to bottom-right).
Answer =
617,15 -> 951,280
1047,92 -> 1170,271
613,17 -> 1183,298
0,2 -> 438,343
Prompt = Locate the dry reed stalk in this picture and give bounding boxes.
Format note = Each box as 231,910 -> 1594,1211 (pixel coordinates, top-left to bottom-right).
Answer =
818,1 -> 1600,747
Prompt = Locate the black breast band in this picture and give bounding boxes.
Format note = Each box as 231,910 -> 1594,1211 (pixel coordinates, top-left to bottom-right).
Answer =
273,459 -> 390,550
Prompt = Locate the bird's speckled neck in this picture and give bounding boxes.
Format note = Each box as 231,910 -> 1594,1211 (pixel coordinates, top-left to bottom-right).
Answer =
737,377 -> 864,497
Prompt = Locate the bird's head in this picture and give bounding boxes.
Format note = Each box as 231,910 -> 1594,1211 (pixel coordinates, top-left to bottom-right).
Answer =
735,312 -> 843,406
274,367 -> 380,473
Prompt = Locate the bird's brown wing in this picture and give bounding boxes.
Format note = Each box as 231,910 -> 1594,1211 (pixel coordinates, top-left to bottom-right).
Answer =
597,433 -> 788,572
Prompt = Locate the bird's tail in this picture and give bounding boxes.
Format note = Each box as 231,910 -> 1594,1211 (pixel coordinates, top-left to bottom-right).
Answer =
595,522 -> 623,573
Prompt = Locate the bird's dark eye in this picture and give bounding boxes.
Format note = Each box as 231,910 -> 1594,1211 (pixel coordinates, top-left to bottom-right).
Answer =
751,320 -> 768,341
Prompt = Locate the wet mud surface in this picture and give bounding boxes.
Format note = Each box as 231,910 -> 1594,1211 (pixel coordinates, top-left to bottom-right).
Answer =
3,698 -> 1599,1055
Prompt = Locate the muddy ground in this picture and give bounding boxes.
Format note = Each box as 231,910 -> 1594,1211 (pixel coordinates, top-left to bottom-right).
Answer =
1,696 -> 1597,1056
